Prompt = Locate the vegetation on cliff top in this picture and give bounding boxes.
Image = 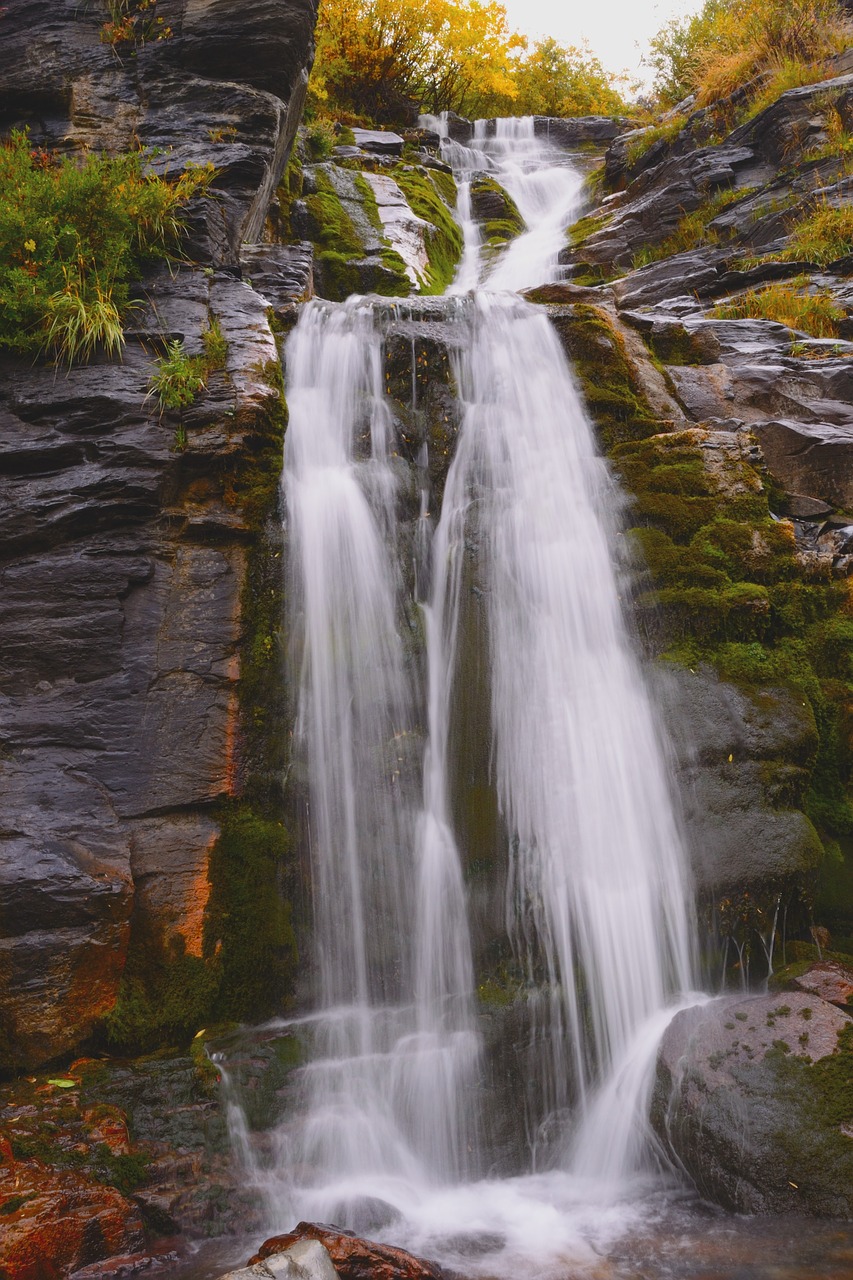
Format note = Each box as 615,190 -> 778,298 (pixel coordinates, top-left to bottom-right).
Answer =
0,131 -> 212,363
311,0 -> 630,122
647,0 -> 850,109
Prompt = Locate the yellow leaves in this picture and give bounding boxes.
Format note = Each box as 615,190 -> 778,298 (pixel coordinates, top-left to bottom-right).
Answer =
313,0 -> 525,118
23,238 -> 36,253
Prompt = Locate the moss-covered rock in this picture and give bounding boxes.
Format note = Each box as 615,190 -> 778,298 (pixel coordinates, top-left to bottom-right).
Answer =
391,164 -> 463,294
469,174 -> 526,260
653,993 -> 853,1217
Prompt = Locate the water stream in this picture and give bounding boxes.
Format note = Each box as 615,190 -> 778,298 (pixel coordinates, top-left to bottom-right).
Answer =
219,119 -> 707,1277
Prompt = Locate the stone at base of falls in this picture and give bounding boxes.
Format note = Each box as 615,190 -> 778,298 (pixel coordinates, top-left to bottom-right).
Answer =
652,993 -> 853,1217
250,1224 -> 444,1280
225,1238 -> 339,1280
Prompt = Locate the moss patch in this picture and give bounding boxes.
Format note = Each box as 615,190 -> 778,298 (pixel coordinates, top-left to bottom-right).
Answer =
392,164 -> 462,295
551,304 -> 662,450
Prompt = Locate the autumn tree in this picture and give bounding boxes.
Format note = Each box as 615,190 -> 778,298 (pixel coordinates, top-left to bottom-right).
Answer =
311,0 -> 523,123
512,38 -> 629,118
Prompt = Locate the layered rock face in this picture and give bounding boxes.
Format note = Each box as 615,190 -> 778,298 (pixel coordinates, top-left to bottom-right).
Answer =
0,1 -> 317,1070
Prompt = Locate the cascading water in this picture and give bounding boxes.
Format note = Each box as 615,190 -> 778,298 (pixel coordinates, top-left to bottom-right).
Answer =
224,120 -> 704,1276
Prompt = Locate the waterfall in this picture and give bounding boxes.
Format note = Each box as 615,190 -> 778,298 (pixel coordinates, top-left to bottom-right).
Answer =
226,118 -> 701,1273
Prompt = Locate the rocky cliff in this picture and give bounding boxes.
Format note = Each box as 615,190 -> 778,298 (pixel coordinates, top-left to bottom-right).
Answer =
0,0 -> 317,1072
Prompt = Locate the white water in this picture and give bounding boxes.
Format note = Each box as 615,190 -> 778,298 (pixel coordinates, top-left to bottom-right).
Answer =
225,120 -> 702,1275
422,115 -> 584,292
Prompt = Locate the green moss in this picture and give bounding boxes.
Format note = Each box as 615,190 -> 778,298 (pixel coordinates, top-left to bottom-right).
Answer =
316,250 -> 363,302
566,209 -> 612,248
392,165 -> 462,295
553,305 -> 662,450
764,1023 -> 853,1213
302,167 -> 364,257
470,175 -> 525,245
203,806 -> 298,1021
552,304 -> 852,863
105,939 -> 220,1054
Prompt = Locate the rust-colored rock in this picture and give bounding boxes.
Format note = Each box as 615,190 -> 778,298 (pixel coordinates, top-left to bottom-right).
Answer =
0,1161 -> 145,1280
251,1223 -> 444,1280
786,959 -> 853,1010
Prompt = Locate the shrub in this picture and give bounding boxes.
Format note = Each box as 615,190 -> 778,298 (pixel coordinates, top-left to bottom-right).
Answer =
711,279 -> 845,336
0,131 -> 213,363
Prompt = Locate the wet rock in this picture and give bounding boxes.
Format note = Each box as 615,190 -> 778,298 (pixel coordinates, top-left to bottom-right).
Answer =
0,1162 -> 145,1280
774,958 -> 853,1009
0,0 -> 316,264
655,664 -> 824,892
752,418 -> 853,509
251,1224 -> 444,1280
652,993 -> 853,1216
533,115 -> 628,146
469,175 -> 525,242
0,266 -> 284,1069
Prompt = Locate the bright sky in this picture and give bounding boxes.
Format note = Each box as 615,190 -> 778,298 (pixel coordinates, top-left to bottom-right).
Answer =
500,0 -> 704,88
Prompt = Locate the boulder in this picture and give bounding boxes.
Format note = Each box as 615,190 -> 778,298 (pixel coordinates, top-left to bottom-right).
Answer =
653,993 -> 853,1216
533,116 -> 628,146
0,1162 -> 145,1280
251,1224 -> 444,1280
352,129 -> 405,155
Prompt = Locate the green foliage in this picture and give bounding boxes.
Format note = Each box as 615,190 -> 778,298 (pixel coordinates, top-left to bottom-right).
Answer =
147,319 -> 228,446
148,339 -> 207,413
0,130 -> 213,363
305,118 -> 338,160
624,116 -> 688,167
711,279 -> 845,337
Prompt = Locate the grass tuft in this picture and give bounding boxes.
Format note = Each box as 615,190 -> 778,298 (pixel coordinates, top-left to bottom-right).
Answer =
711,279 -> 845,337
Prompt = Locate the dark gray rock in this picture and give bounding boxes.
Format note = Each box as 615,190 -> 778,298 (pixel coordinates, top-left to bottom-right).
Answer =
753,418 -> 853,509
0,266 -> 284,1070
654,664 -> 824,892
653,993 -> 853,1216
533,116 -> 628,146
0,0 -> 317,264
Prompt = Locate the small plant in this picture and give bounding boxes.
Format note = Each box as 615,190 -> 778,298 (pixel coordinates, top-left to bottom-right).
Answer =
207,125 -> 239,144
147,320 -> 229,448
305,118 -> 338,161
633,187 -> 750,268
44,267 -> 126,365
711,278 -> 845,337
625,115 -> 687,167
101,0 -> 173,48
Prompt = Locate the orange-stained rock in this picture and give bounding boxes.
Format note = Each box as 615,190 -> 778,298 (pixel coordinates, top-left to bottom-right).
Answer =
0,1160 -> 145,1280
251,1223 -> 443,1280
